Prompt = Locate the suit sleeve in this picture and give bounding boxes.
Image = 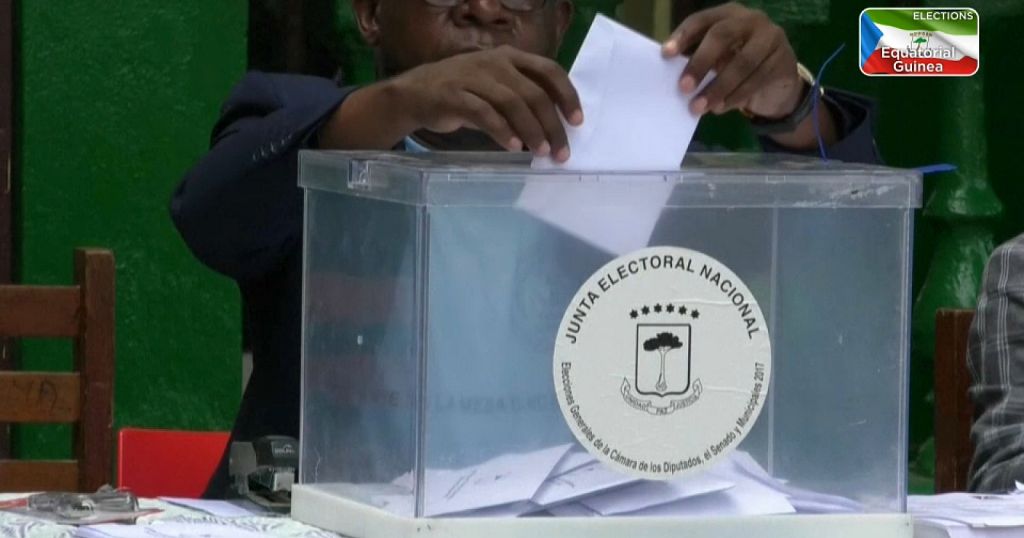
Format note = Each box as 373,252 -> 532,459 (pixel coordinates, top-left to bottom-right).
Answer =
170,71 -> 358,282
968,235 -> 1024,492
758,88 -> 882,165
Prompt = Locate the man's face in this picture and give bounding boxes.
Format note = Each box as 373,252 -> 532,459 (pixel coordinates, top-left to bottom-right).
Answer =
357,0 -> 573,76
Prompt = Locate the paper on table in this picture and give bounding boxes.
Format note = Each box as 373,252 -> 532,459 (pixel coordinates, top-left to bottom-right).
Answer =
519,15 -> 713,256
531,14 -> 713,171
914,519 -> 1024,538
78,522 -> 268,538
913,520 -> 994,538
77,526 -> 144,538
157,498 -> 255,518
910,493 -> 1024,528
580,471 -> 733,515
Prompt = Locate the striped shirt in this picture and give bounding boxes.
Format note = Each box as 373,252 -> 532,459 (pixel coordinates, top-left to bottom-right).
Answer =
968,233 -> 1024,492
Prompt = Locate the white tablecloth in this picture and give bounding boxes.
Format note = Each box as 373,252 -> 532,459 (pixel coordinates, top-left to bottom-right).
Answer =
0,495 -> 338,538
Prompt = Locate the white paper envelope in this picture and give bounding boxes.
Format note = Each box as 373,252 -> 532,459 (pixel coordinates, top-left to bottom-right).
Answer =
532,14 -> 713,171
520,14 -> 714,256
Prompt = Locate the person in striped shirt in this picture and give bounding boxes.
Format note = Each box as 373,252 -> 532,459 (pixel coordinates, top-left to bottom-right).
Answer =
969,233 -> 1024,492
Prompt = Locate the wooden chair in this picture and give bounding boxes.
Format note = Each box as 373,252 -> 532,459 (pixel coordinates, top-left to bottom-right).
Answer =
0,248 -> 115,492
934,308 -> 976,493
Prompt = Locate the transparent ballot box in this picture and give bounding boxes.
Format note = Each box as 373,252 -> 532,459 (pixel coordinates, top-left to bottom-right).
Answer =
293,151 -> 921,538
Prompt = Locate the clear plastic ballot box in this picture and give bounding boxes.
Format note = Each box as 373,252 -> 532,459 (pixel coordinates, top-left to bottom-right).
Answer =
293,151 -> 921,538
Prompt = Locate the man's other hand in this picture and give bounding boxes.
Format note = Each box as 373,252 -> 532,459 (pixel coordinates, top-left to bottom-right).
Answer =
391,46 -> 583,162
662,2 -> 804,120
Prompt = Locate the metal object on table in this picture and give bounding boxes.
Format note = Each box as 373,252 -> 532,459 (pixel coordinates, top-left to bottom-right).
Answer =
230,435 -> 298,514
28,486 -> 138,519
8,486 -> 149,525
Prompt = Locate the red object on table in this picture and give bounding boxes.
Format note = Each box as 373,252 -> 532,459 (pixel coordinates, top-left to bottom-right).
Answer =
117,428 -> 229,498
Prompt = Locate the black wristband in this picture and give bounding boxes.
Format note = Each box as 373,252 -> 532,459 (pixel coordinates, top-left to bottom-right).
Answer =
748,82 -> 817,136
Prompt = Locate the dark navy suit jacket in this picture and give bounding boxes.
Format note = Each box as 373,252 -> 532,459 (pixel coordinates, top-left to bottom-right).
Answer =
170,71 -> 882,497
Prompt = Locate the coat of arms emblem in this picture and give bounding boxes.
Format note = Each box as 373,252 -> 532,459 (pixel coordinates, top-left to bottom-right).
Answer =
636,325 -> 690,396
620,304 -> 703,415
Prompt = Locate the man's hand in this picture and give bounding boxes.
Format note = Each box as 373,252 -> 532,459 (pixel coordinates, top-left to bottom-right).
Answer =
662,2 -> 803,120
391,46 -> 582,160
321,46 -> 582,161
661,2 -> 840,150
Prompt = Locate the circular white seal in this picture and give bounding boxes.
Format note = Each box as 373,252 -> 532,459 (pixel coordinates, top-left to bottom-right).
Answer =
554,246 -> 771,480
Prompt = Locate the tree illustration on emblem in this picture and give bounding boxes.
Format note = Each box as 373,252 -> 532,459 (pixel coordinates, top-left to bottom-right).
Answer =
644,332 -> 683,393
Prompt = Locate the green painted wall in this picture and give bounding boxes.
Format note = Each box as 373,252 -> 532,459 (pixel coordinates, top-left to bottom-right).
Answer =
15,1 -> 247,458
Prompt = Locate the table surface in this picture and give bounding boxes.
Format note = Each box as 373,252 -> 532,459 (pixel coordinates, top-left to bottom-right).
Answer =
0,494 -> 968,538
0,494 -> 339,538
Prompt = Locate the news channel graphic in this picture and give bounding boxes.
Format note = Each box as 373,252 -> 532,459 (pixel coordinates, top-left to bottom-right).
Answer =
860,8 -> 979,77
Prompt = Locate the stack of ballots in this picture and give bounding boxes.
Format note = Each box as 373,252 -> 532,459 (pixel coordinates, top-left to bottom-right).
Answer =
911,490 -> 1024,538
372,445 -> 863,518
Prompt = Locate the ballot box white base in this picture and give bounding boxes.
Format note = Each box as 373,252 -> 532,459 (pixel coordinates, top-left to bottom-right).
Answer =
292,484 -> 912,538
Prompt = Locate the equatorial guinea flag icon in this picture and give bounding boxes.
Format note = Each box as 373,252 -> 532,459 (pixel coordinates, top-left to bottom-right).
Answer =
860,8 -> 979,77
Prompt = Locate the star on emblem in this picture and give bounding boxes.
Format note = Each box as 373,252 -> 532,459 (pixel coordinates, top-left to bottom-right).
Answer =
653,303 -> 662,313
641,306 -> 650,315
679,306 -> 688,315
666,304 -> 675,313
630,310 -> 638,319
691,310 -> 700,319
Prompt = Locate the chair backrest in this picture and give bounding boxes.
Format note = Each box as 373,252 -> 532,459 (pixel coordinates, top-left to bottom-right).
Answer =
118,428 -> 229,498
934,308 -> 976,493
0,248 -> 115,493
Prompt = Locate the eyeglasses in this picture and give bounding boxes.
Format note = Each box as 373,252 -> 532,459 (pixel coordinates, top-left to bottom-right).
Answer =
422,0 -> 548,13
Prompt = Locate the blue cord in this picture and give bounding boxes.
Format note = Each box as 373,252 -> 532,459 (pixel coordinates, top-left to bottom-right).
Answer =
914,163 -> 957,175
813,42 -> 847,162
810,42 -> 956,175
